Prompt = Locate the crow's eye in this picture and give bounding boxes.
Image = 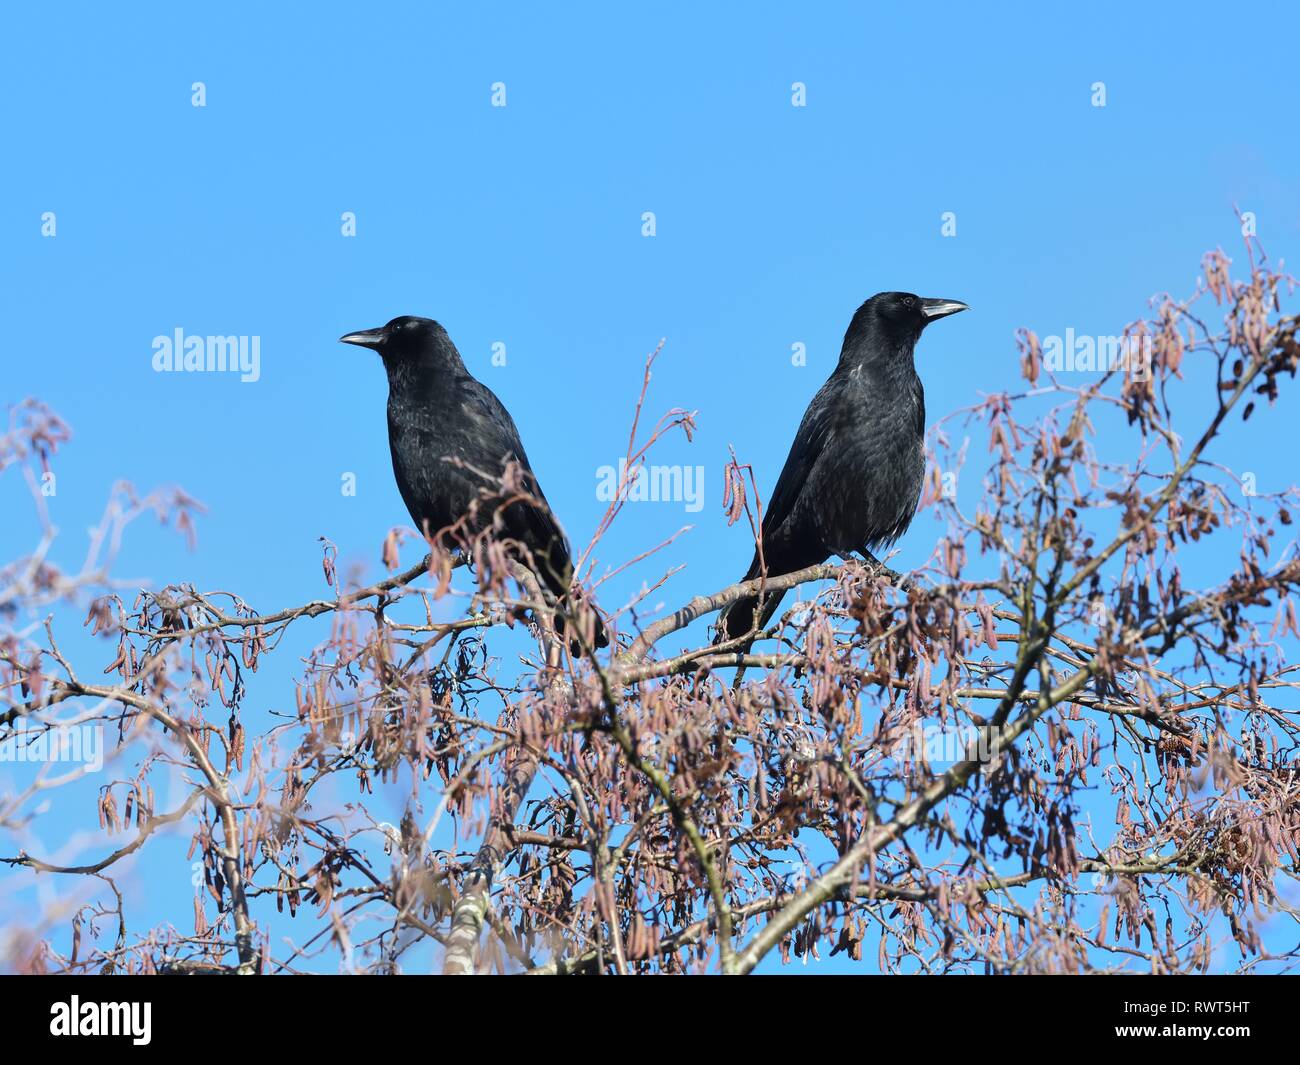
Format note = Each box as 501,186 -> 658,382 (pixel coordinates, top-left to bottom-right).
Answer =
902,297 -> 915,308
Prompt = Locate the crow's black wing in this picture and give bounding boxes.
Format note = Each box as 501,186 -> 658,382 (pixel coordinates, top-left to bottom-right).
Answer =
757,382 -> 838,557
453,375 -> 532,477
720,381 -> 838,642
456,377 -> 575,597
457,377 -> 608,648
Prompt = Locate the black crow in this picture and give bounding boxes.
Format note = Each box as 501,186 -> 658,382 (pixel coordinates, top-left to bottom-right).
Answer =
719,292 -> 967,642
341,316 -> 608,649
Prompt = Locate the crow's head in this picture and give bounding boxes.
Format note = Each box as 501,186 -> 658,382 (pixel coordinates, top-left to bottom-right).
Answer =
849,292 -> 969,350
340,316 -> 462,370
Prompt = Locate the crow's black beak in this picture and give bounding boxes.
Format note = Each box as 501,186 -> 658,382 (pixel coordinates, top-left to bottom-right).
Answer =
920,298 -> 969,322
339,327 -> 387,351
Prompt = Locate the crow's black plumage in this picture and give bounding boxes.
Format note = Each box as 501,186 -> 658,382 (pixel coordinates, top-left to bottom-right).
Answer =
341,316 -> 607,649
720,292 -> 967,642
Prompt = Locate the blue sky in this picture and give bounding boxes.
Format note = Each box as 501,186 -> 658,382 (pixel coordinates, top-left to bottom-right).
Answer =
2,3 -> 1297,972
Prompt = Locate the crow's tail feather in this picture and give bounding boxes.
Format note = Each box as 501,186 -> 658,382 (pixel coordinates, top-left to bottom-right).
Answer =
718,543 -> 821,644
554,590 -> 609,652
535,553 -> 609,653
720,590 -> 778,644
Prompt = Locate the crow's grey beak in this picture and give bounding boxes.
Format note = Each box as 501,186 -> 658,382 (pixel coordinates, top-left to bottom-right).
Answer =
920,298 -> 969,321
339,327 -> 386,351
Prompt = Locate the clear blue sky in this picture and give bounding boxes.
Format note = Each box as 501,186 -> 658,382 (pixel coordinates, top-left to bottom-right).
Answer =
2,2 -> 1297,972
